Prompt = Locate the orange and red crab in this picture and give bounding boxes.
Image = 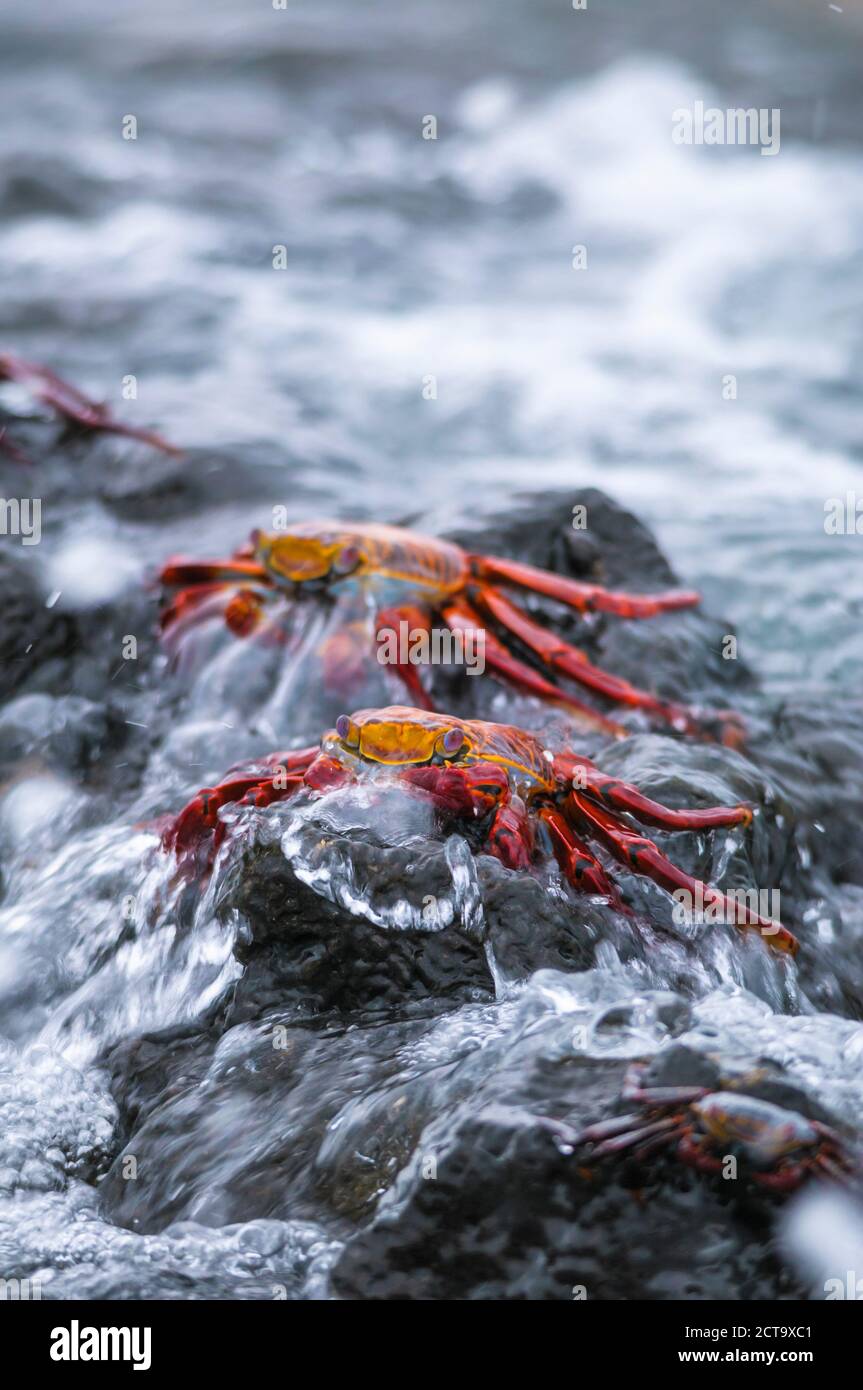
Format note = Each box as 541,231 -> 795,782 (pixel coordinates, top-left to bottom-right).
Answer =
159,519 -> 740,743
576,1061 -> 852,1193
162,704 -> 797,956
0,352 -> 179,461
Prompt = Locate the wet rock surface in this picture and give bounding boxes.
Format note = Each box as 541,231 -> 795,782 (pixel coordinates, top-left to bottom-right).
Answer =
330,1103 -> 806,1301
436,487 -> 754,722
2,0 -> 862,1303
1,434 -> 860,1298
222,836 -> 495,1023
329,1036 -> 851,1300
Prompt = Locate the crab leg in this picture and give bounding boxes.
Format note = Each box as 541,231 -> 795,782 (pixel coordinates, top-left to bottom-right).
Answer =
160,584 -> 277,655
623,1083 -> 710,1106
537,804 -> 623,902
589,1116 -> 682,1156
577,1112 -> 650,1143
311,622 -> 371,698
486,798 -> 533,870
472,582 -> 705,735
555,753 -> 753,832
375,604 -> 435,710
568,790 -> 799,955
160,582 -> 242,634
677,1132 -> 724,1174
0,352 -> 180,455
223,588 -> 272,639
813,1153 -> 852,1183
163,745 -> 319,856
442,596 -> 627,738
160,557 -> 272,588
470,554 -> 701,618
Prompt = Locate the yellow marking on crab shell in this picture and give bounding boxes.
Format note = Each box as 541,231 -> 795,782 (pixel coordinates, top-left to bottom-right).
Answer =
258,534 -> 343,582
355,720 -> 450,766
337,707 -> 553,791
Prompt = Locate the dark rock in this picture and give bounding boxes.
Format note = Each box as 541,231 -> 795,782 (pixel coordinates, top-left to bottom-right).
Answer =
439,487 -> 755,722
641,1044 -> 721,1092
222,834 -> 494,1025
99,1010 -> 441,1234
0,551 -> 80,703
329,1043 -> 810,1301
81,484 -> 859,1294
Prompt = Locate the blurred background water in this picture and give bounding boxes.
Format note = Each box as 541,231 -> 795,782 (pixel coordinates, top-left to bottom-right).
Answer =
2,0 -> 861,694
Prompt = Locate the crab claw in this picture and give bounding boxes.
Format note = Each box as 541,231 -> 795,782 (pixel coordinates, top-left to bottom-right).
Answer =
162,787 -> 225,856
162,771 -> 276,857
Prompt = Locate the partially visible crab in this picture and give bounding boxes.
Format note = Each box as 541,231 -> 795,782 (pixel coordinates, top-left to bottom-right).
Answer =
162,704 -> 797,956
577,1058 -> 853,1193
0,352 -> 179,460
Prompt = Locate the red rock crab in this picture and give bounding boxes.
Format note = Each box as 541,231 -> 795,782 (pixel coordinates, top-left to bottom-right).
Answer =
577,1061 -> 851,1192
163,704 -> 796,955
159,519 -> 740,742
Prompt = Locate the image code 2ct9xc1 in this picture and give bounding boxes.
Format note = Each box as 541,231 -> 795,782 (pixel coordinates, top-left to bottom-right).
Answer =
0,0 -> 862,1345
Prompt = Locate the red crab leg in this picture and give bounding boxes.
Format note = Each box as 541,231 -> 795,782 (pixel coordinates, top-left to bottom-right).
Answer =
577,1113 -> 649,1143
618,1062 -> 709,1106
472,582 -> 706,735
554,752 -> 754,832
568,790 -> 799,955
537,805 -> 623,902
0,352 -> 180,455
470,554 -> 701,617
751,1164 -> 811,1193
165,772 -> 274,856
160,557 -> 271,587
317,623 -> 373,697
221,589 -> 269,638
375,604 -> 435,710
677,1131 -> 724,1175
486,798 -> 534,870
589,1116 -> 682,1156
163,745 -> 320,856
160,585 -> 276,651
160,582 -> 240,633
622,1084 -> 710,1106
813,1153 -> 852,1183
441,597 -> 627,738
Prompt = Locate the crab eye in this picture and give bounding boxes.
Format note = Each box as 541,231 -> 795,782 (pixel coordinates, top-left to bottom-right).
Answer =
335,714 -> 360,748
442,728 -> 465,756
333,545 -> 360,575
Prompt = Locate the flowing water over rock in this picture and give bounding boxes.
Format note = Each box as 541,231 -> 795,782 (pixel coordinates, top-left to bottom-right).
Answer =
0,0 -> 861,1299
